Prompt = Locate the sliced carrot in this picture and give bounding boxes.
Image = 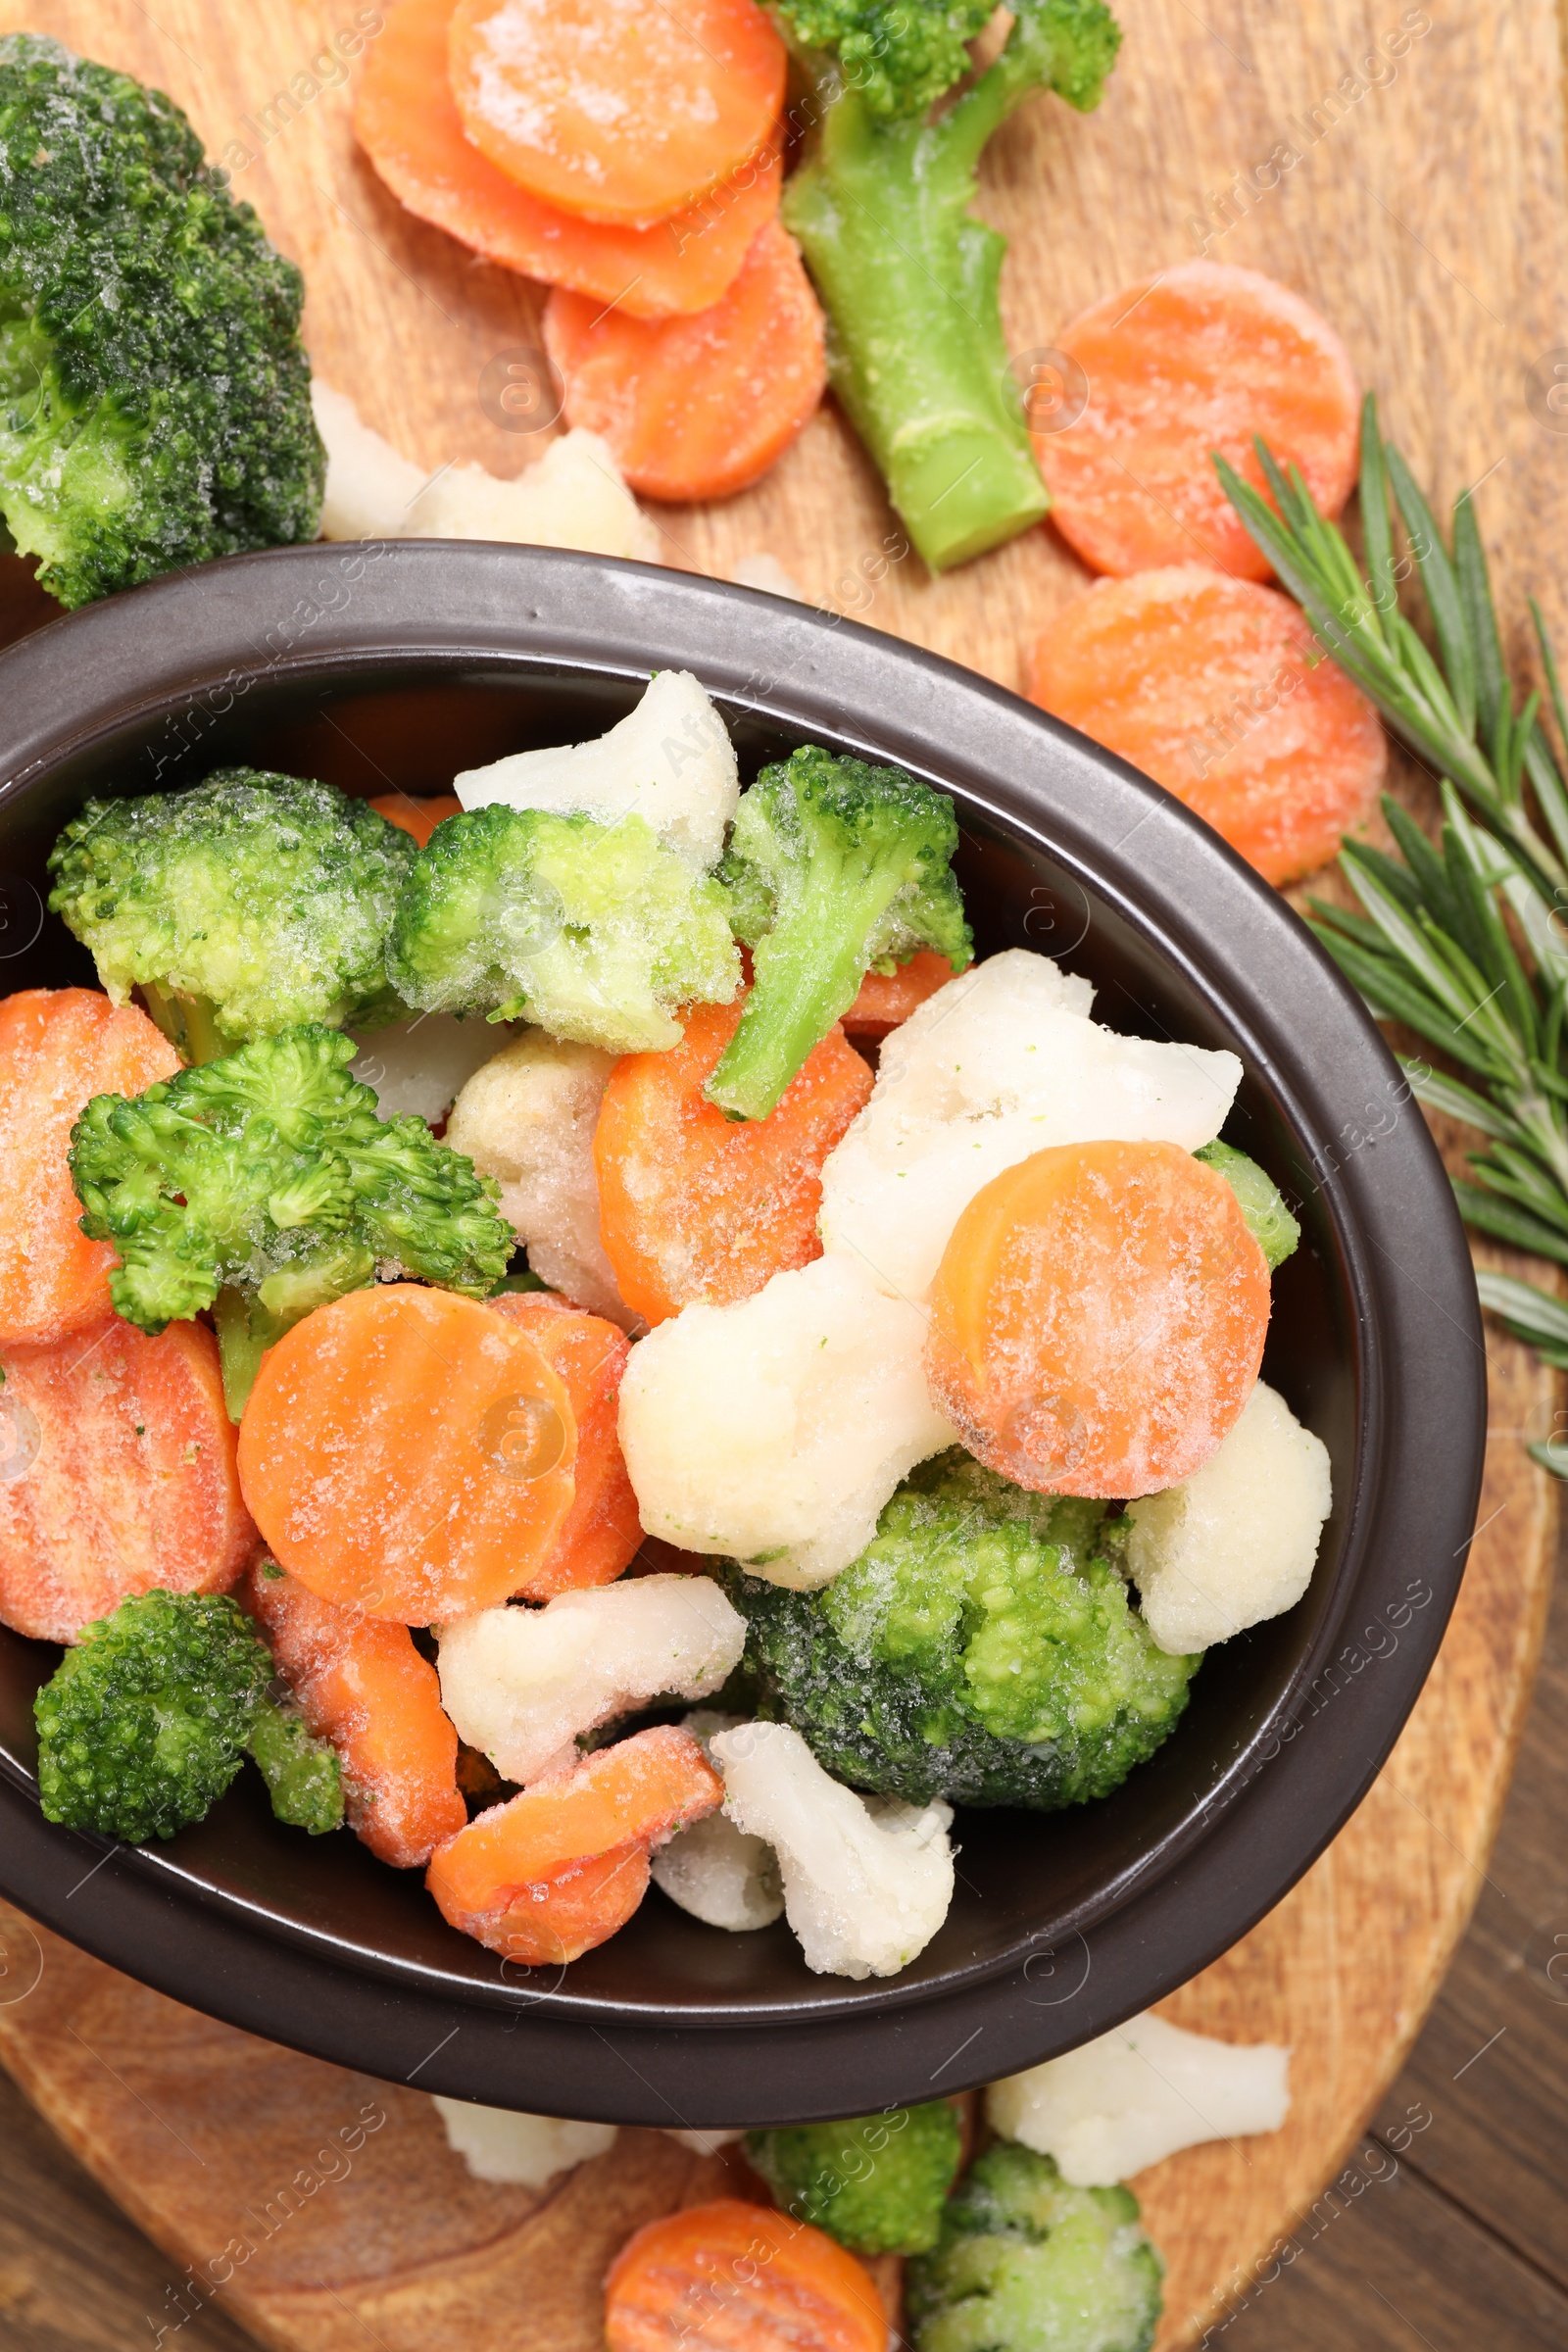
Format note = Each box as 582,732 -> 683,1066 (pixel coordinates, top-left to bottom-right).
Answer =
448,0 -> 785,231
925,1140 -> 1270,1499
606,2200 -> 889,2352
356,0 -> 782,318
243,1558 -> 466,1867
426,1724 -> 721,1961
0,988 -> 180,1348
594,998 -> 871,1325
1028,566 -> 1386,885
236,1286 -> 577,1623
543,220 -> 825,502
368,791 -> 464,849
841,951 -> 960,1041
1036,262 -> 1360,580
487,1291 -> 642,1595
0,1315 -> 256,1642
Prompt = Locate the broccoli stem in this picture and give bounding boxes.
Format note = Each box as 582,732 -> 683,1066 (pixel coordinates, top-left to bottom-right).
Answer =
214,1237 -> 378,1421
246,1694 -> 345,1834
139,981 -> 231,1067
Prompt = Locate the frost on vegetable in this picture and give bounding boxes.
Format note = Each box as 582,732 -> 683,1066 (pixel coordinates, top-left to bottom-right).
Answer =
650,1709 -> 785,1931
617,1253 -> 956,1588
818,949 -> 1242,1302
747,2100 -> 963,2255
436,1577 -> 746,1787
432,2098 -> 617,2185
1126,1380 -> 1332,1653
710,1720 -> 955,1979
350,1013 -> 519,1127
456,671 -> 740,873
987,2010 -> 1291,2185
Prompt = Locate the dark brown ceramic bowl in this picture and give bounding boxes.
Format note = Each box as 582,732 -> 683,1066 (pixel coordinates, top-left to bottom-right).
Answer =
0,542 -> 1484,2126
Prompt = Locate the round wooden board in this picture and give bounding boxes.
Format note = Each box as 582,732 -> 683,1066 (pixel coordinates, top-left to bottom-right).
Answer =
0,0 -> 1562,2345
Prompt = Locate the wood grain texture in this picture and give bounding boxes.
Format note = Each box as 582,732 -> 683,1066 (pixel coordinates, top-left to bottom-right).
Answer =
0,0 -> 1561,2346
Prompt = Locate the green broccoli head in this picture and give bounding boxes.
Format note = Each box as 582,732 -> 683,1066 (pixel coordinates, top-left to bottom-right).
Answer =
34,1589 -> 342,1843
386,804 -> 741,1054
1195,1140 -> 1300,1271
907,2143 -> 1163,2352
48,769 -> 417,1061
731,1451 -> 1198,1808
70,1024 -> 513,1414
707,746 -> 972,1120
771,1 -> 995,121
747,2102 -> 963,2255
0,35 -> 323,608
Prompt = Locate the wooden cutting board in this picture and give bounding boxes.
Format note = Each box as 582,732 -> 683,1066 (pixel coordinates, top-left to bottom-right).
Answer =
0,1 -> 1562,2347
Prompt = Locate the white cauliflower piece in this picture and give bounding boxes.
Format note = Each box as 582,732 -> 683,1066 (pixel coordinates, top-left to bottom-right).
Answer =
313,380 -> 426,539
987,2011 -> 1291,2186
455,670 -> 739,873
432,2098 -> 617,2184
350,1013 -> 517,1126
446,1031 -> 630,1326
730,552 -> 807,601
662,2128 -> 745,2153
1127,1381 -> 1333,1653
818,950 -> 1243,1303
710,1722 -> 954,1980
651,1711 -> 784,1932
437,1579 -> 745,1787
617,1254 -> 956,1590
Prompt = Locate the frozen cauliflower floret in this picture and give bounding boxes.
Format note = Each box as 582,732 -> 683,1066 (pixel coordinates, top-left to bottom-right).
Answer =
437,1579 -> 745,1788
987,2011 -> 1292,2186
618,1254 -> 956,1590
313,380 -> 426,539
446,1031 -> 630,1325
432,2098 -> 617,2185
818,949 -> 1243,1303
710,1721 -> 954,1980
730,552 -> 807,601
349,1012 -> 517,1126
1127,1381 -> 1333,1654
663,2128 -> 746,2154
455,670 -> 740,873
651,1710 -> 785,1931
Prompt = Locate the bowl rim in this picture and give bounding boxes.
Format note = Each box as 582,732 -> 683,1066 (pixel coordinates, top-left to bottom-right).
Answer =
0,541 -> 1487,2122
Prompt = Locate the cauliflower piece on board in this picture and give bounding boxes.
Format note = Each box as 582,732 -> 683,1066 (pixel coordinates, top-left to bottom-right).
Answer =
313,381 -> 425,539
710,1721 -> 954,1980
617,1253 -> 957,1589
663,2128 -> 745,2153
437,1579 -> 745,1787
1127,1381 -> 1333,1653
651,1709 -> 785,1932
455,670 -> 740,873
432,2099 -> 617,2184
987,2011 -> 1291,2186
446,1031 -> 631,1325
350,1013 -> 517,1125
818,949 -> 1243,1303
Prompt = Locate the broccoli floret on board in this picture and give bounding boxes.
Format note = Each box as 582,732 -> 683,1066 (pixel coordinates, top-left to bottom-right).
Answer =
747,2101 -> 963,2255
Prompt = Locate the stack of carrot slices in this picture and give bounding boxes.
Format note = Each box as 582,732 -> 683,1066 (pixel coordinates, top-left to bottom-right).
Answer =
355,0 -> 825,502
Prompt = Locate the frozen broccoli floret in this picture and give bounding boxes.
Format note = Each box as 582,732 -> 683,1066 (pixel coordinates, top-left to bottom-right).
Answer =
48,768 -> 416,1063
748,2102 -> 963,2254
1195,1140 -> 1299,1270
69,1024 -> 513,1414
707,746 -> 972,1120
907,2142 -> 1163,2352
387,804 -> 741,1053
34,1590 -> 343,1842
731,1450 -> 1198,1808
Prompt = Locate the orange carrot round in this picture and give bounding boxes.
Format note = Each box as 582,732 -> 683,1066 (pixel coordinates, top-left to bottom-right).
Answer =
1028,566 -> 1386,884
606,2200 -> 889,2352
426,1724 -> 721,1961
925,1140 -> 1270,1498
543,220 -> 825,501
0,1315 -> 256,1642
1036,262 -> 1360,580
448,0 -> 785,231
236,1286 -> 577,1623
841,950 -> 959,1041
488,1291 -> 642,1595
594,998 -> 871,1325
0,988 -> 180,1348
368,791 -> 464,849
357,0 -> 782,318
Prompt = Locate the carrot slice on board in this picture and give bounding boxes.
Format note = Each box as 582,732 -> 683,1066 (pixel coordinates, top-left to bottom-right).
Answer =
426,1723 -> 721,1961
236,1285 -> 577,1623
244,1558 -> 465,1867
543,220 -> 825,502
606,2200 -> 889,2352
1028,566 -> 1386,885
0,1315 -> 256,1642
0,988 -> 180,1348
448,0 -> 785,231
925,1139 -> 1270,1499
594,998 -> 871,1325
1035,262 -> 1360,580
841,950 -> 960,1041
368,791 -> 464,849
488,1291 -> 642,1595
357,0 -> 781,318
